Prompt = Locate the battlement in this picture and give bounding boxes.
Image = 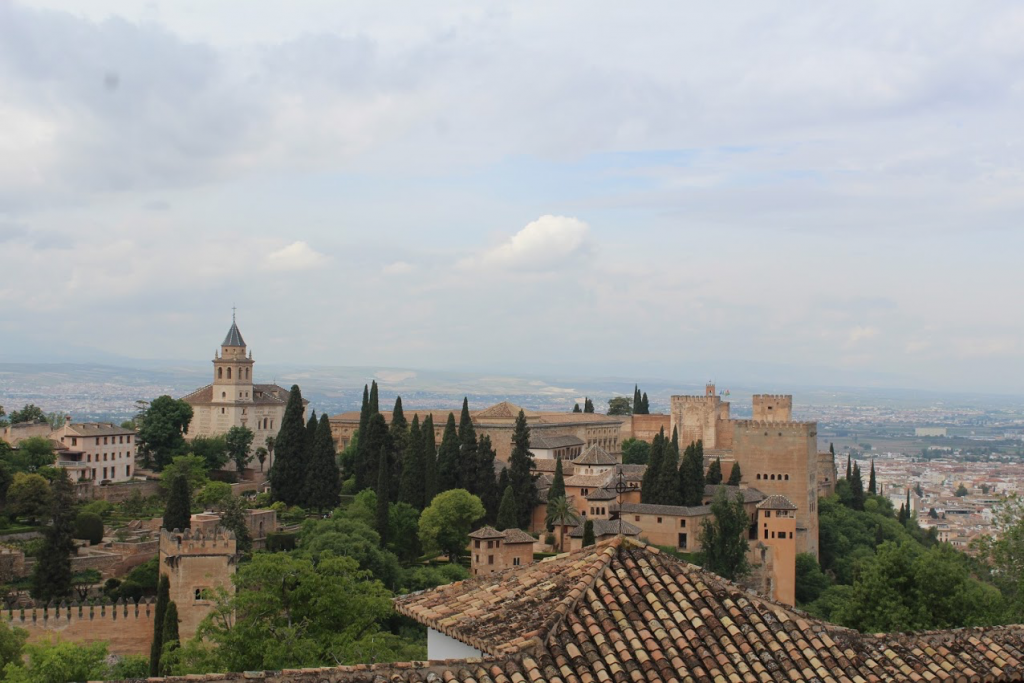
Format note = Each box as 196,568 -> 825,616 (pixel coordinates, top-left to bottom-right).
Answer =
732,420 -> 816,436
670,395 -> 719,403
159,528 -> 237,556
3,598 -> 155,624
2,597 -> 157,655
752,394 -> 792,401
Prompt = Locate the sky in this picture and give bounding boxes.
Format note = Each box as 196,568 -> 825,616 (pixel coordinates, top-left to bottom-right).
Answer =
1,1 -> 1023,393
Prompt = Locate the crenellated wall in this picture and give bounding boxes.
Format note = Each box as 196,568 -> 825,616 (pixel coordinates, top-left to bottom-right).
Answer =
2,599 -> 156,656
159,528 -> 237,641
751,395 -> 793,422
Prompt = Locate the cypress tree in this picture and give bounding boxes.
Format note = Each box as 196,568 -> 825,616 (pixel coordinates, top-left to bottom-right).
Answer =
906,488 -> 912,517
458,398 -> 479,495
582,519 -> 595,547
584,398 -> 594,413
163,475 -> 192,531
475,434 -> 499,523
422,414 -> 438,505
31,470 -> 75,602
305,410 -> 318,454
436,413 -> 461,492
269,385 -> 307,505
508,410 -> 539,528
496,486 -> 517,531
549,458 -> 566,502
868,459 -> 877,495
357,412 -> 389,492
656,429 -> 681,505
150,575 -> 170,676
641,392 -> 649,414
358,384 -> 371,437
706,457 -> 723,485
874,523 -> 884,547
354,384 -> 370,492
389,397 -> 409,494
304,414 -> 341,513
898,502 -> 907,524
368,380 -> 379,414
572,403 -> 582,413
727,461 -> 742,486
679,437 -> 705,506
376,446 -> 390,548
398,415 -> 425,509
161,600 -> 180,660
846,453 -> 852,481
641,429 -> 665,503
633,385 -> 641,414
850,463 -> 865,511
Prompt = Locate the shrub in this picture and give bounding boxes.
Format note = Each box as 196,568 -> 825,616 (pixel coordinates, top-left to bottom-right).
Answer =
80,500 -> 114,518
74,512 -> 105,545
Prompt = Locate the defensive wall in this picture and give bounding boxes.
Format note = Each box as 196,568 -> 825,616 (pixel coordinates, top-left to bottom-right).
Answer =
2,599 -> 156,656
627,414 -> 671,442
731,420 -> 819,558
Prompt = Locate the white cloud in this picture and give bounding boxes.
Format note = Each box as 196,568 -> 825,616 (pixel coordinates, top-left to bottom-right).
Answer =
460,215 -> 592,271
264,241 -> 329,271
846,326 -> 880,346
382,261 -> 415,275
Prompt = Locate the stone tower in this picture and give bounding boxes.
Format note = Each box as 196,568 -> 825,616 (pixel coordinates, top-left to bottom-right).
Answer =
212,313 -> 254,406
159,528 -> 237,641
756,495 -> 797,606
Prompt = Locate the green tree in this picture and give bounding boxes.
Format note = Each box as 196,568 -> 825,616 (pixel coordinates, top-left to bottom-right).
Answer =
255,447 -> 268,473
572,403 -> 582,413
545,495 -> 580,552
389,397 -> 409,494
160,601 -> 180,673
163,475 -> 192,531
955,483 -> 969,497
421,415 -> 437,505
225,425 -> 255,474
195,481 -> 233,510
640,392 -> 650,414
548,458 -> 566,503
11,437 -> 55,472
368,380 -> 379,414
795,552 -> 830,605
582,519 -> 596,547
8,404 -> 45,425
850,463 -> 866,511
632,385 -> 641,414
697,486 -> 750,581
495,486 -> 517,531
418,489 -> 485,561
456,398 -> 477,494
654,428 -> 680,505
189,435 -> 229,472
706,458 -> 723,486
4,639 -> 124,683
31,470 -> 76,602
219,496 -> 254,557
640,429 -> 665,503
621,438 -> 651,465
0,620 -> 27,674
678,438 -> 705,506
74,511 -> 104,545
583,398 -> 594,413
160,455 -> 209,493
435,413 -> 461,492
398,415 -> 425,509
375,447 -> 390,548
607,396 -> 632,416
137,396 -> 194,470
357,413 -> 390,494
304,414 -> 341,513
508,410 -> 538,529
269,385 -> 307,506
387,502 -> 421,562
868,459 -> 877,495
6,473 -> 51,524
474,434 -> 499,523
264,436 -> 275,470
727,461 -> 742,486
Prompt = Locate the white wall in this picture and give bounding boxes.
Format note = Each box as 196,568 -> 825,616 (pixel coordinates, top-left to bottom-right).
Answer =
427,628 -> 483,660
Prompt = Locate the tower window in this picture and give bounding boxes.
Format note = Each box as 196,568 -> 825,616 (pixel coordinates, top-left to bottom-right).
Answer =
218,368 -> 223,379
227,367 -> 232,379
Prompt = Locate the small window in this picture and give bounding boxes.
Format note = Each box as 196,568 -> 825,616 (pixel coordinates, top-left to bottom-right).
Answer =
513,557 -> 521,566
72,437 -> 77,446
657,517 -> 662,524
756,473 -> 761,480
635,515 -> 640,522
789,532 -> 793,539
784,474 -> 789,481
765,511 -> 771,518
474,540 -> 480,549
488,555 -> 494,565
680,519 -> 686,527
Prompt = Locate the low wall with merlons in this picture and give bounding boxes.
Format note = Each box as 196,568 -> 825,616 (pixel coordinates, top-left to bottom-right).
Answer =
2,599 -> 155,656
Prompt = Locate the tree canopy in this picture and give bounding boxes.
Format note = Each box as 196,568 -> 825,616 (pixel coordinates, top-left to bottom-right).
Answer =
418,489 -> 485,561
137,396 -> 193,470
697,486 -> 750,581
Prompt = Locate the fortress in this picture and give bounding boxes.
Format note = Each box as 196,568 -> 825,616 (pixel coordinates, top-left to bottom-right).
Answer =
2,529 -> 236,656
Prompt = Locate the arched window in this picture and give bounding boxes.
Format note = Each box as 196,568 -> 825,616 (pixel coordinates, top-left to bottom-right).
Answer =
770,474 -> 776,480
218,367 -> 223,379
245,368 -> 249,379
756,473 -> 761,480
227,367 -> 232,379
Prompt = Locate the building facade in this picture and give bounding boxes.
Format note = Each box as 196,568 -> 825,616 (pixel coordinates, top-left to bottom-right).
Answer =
53,420 -> 137,483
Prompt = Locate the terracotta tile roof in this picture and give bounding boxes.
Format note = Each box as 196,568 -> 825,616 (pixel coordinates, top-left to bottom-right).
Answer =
706,483 -> 765,503
564,473 -> 612,488
63,422 -> 135,437
573,444 -> 618,466
585,487 -> 618,501
501,528 -> 537,545
616,501 -> 713,517
531,433 -> 585,449
757,494 -> 798,510
568,519 -> 642,538
468,526 -> 504,540
475,401 -> 537,420
182,383 -> 305,406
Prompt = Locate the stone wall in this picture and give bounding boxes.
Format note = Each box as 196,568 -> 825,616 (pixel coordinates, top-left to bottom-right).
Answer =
89,480 -> 162,503
628,414 -> 671,442
2,600 -> 155,656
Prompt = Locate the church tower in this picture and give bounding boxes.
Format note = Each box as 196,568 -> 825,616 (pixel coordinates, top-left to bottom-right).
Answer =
212,313 -> 254,406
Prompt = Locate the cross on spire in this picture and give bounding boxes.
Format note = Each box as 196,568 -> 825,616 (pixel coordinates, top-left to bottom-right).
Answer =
232,304 -> 236,323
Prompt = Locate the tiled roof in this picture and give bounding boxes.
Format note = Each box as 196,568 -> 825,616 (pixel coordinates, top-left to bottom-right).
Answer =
564,473 -> 611,488
222,320 -> 246,347
531,434 -> 585,449
585,487 -> 618,501
501,528 -> 536,545
468,526 -> 504,540
758,494 -> 798,510
573,444 -> 617,466
64,422 -> 134,437
568,519 -> 641,538
616,501 -> 712,517
706,483 -> 765,503
474,401 -> 536,420
182,383 -> 305,406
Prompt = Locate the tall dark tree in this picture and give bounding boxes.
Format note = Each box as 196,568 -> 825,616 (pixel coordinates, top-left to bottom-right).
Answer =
368,380 -> 379,414
305,411 -> 318,455
583,398 -> 595,413
305,414 -> 341,513
698,487 -> 750,580
356,412 -> 389,493
150,575 -> 170,676
375,447 -> 390,548
160,600 -> 180,673
358,385 -> 371,440
572,403 -> 582,413
727,461 -> 742,486
706,457 -> 723,485
422,415 -> 438,505
436,413 -> 461,492
496,486 -> 517,531
548,458 -> 566,502
508,410 -> 539,528
868,459 -> 877,495
31,470 -> 75,602
846,453 -> 852,481
269,385 -> 307,505
389,397 -> 409,493
163,475 -> 192,531
475,434 -> 499,523
633,385 -> 641,414
640,429 -> 666,503
136,396 -> 194,470
582,519 -> 596,547
850,463 -> 866,512
655,428 -> 680,505
679,437 -> 705,506
398,415 -> 425,509
457,398 -> 479,495
640,392 -> 650,414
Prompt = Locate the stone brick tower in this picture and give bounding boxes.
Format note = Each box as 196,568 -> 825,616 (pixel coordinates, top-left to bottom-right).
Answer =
212,312 -> 254,406
159,528 -> 237,641
756,495 -> 797,606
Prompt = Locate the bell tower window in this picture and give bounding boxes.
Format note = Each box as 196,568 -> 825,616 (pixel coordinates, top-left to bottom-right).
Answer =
218,367 -> 223,379
227,367 -> 232,379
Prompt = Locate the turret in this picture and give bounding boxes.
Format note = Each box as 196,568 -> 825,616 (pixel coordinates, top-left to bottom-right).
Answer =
212,312 -> 254,404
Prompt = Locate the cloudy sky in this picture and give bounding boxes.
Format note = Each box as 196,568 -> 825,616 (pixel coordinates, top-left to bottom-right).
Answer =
1,1 -> 1023,393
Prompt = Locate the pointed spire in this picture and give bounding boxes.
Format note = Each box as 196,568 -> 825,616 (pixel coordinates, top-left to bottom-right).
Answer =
222,310 -> 246,347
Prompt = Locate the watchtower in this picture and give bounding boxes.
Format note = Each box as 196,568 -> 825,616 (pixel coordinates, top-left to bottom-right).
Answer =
752,395 -> 792,422
159,528 -> 237,640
